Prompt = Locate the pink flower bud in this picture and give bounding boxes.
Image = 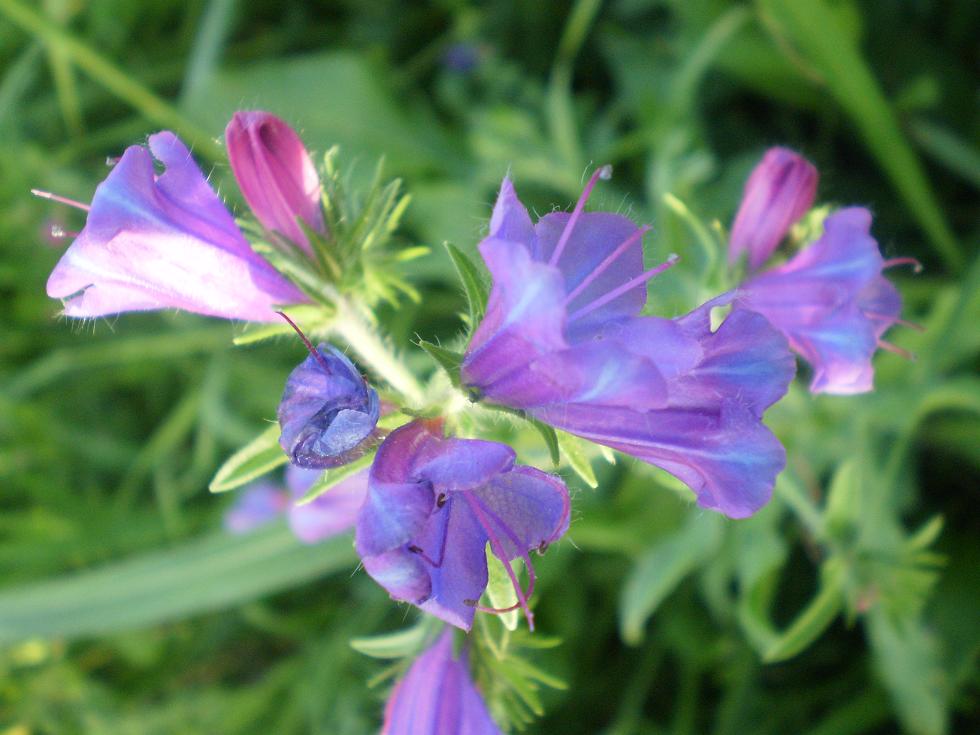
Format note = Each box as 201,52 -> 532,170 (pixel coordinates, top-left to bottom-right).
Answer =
225,111 -> 325,251
729,147 -> 818,271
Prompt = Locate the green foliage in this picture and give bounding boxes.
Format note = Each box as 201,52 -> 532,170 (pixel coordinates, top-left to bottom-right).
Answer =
0,0 -> 977,733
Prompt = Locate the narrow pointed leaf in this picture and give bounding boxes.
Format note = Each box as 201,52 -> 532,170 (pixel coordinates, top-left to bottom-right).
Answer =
416,339 -> 464,388
210,424 -> 288,493
445,241 -> 489,325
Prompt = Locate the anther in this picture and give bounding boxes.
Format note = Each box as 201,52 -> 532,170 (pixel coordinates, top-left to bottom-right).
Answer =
436,493 -> 447,508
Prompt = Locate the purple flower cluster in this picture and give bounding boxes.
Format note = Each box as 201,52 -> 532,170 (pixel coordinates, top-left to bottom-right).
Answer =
36,112 -> 917,733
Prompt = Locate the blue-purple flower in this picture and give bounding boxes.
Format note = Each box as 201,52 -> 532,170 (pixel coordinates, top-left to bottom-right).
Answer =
738,207 -> 913,394
461,173 -> 795,518
730,148 -> 916,394
224,465 -> 368,544
729,147 -> 818,270
278,342 -> 381,469
382,630 -> 502,735
44,131 -> 306,321
355,419 -> 570,631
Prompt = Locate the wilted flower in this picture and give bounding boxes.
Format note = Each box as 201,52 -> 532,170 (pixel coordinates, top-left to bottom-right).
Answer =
224,465 -> 368,543
43,131 -> 305,321
277,328 -> 381,469
382,630 -> 502,735
461,173 -> 795,518
225,111 -> 325,251
739,207 -> 915,394
729,147 -> 818,270
355,419 -> 570,630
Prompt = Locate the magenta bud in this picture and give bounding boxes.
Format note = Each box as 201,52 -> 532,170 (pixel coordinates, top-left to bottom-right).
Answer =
729,147 -> 818,271
225,111 -> 325,251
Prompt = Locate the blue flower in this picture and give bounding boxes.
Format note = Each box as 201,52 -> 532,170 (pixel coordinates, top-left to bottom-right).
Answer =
278,343 -> 381,469
382,630 -> 502,735
355,420 -> 570,630
461,173 -> 795,518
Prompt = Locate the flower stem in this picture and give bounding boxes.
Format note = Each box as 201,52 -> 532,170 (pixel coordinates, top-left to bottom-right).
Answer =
331,296 -> 424,408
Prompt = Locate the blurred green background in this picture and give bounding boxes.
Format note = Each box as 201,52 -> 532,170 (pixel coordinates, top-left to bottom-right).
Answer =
1,1 -> 977,733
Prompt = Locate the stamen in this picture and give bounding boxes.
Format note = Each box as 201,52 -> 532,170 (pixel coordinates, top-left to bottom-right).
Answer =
865,312 -> 925,332
882,257 -> 923,274
548,165 -> 613,267
30,189 -> 91,212
568,254 -> 679,323
463,493 -> 535,631
878,339 -> 915,361
564,225 -> 652,305
276,311 -> 334,373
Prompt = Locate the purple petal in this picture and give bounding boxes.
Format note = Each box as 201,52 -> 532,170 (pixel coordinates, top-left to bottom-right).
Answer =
462,238 -> 568,390
415,439 -> 516,491
223,481 -> 287,534
277,345 -> 380,469
287,469 -> 368,543
534,402 -> 785,518
534,211 -> 647,325
488,177 -> 535,245
226,111 -> 324,250
472,466 -> 570,560
362,547 -> 432,603
484,341 -> 668,411
46,132 -> 305,321
382,631 -> 503,735
729,147 -> 818,270
740,207 -> 896,394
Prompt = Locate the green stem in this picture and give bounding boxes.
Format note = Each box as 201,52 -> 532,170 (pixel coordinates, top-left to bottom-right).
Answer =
331,297 -> 425,408
0,0 -> 222,160
777,474 -> 825,539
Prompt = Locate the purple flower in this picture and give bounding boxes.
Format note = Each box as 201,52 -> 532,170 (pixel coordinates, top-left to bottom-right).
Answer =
461,173 -> 795,518
355,420 -> 570,630
278,341 -> 381,469
738,207 -> 914,394
223,481 -> 288,534
285,464 -> 368,543
44,132 -> 306,321
223,466 -> 368,543
225,111 -> 325,251
382,630 -> 502,735
729,147 -> 818,271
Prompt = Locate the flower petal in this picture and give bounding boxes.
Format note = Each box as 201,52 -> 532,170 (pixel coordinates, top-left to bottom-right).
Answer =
46,132 -> 304,320
287,468 -> 368,544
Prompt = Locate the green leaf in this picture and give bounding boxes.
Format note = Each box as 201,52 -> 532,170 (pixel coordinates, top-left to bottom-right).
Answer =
350,621 -> 434,660
763,558 -> 844,662
296,452 -> 376,505
416,339 -> 464,388
619,512 -> 723,644
867,607 -> 948,735
756,0 -> 962,269
528,419 -> 561,469
0,525 -> 357,643
556,431 -> 597,488
824,458 -> 861,540
444,242 -> 489,326
232,304 -> 335,347
209,424 -> 287,493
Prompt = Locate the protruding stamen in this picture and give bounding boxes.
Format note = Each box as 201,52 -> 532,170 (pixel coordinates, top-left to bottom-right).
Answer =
48,225 -> 80,239
569,254 -> 679,323
463,493 -> 535,631
31,189 -> 91,212
548,165 -> 612,267
883,257 -> 923,274
865,312 -> 925,332
878,339 -> 915,360
276,311 -> 335,373
564,225 -> 652,305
